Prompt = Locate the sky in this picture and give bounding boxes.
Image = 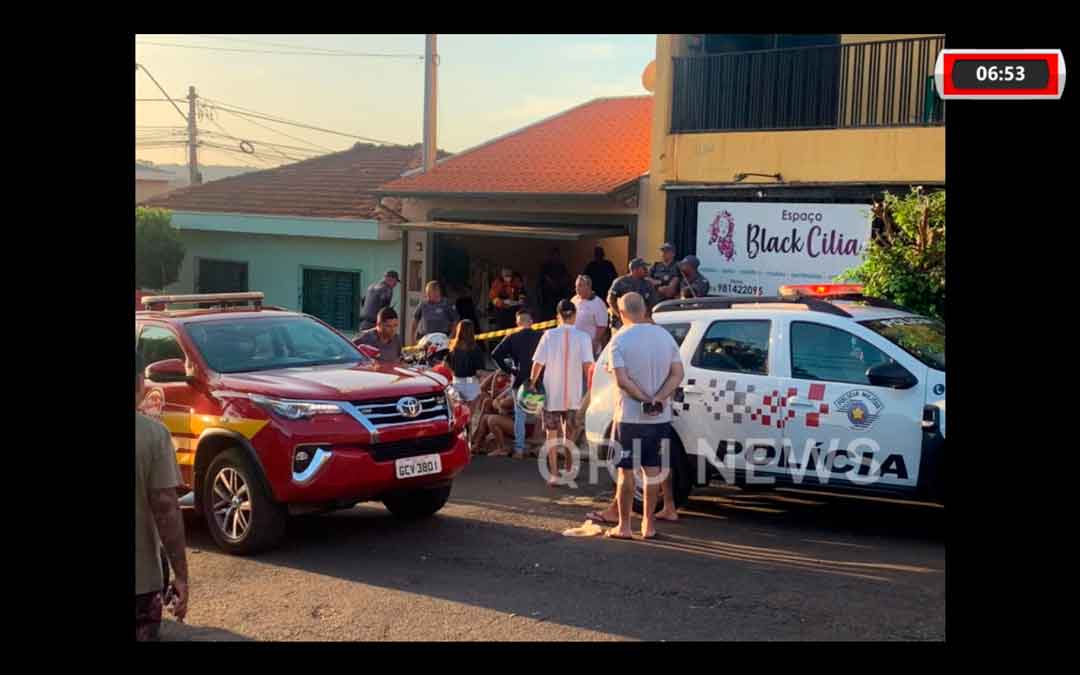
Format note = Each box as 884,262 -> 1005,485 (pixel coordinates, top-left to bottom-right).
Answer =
135,34 -> 657,169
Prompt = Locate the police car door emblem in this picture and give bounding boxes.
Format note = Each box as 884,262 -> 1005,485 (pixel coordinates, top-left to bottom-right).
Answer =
397,397 -> 422,418
833,389 -> 884,430
933,384 -> 945,396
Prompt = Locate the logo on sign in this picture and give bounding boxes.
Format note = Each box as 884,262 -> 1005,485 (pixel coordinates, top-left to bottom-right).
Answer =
396,396 -> 422,418
707,210 -> 736,262
833,389 -> 884,430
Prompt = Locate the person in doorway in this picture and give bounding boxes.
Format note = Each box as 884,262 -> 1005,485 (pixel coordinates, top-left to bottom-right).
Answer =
571,274 -> 608,357
678,255 -> 711,299
583,246 -> 618,303
539,247 -> 572,321
586,293 -> 684,539
447,320 -> 488,415
358,270 -> 400,331
649,243 -> 682,301
135,350 -> 189,641
491,308 -> 544,459
354,307 -> 403,363
528,299 -> 594,487
606,258 -> 658,332
412,280 -> 460,345
489,267 -> 527,331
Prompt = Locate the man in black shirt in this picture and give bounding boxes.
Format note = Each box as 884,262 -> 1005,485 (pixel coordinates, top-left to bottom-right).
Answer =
583,246 -> 617,303
491,308 -> 543,459
539,247 -> 572,321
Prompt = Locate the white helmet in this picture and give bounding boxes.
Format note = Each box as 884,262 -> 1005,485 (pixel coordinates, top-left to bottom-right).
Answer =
418,332 -> 450,359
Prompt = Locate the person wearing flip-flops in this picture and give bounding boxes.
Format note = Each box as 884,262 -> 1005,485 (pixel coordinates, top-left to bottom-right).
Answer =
593,292 -> 684,541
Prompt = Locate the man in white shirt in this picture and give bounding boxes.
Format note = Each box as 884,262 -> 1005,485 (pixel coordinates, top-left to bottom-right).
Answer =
571,274 -> 609,357
529,299 -> 595,487
598,292 -> 684,540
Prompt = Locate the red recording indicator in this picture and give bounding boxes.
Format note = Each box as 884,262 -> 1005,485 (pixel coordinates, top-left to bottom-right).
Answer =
934,49 -> 1066,100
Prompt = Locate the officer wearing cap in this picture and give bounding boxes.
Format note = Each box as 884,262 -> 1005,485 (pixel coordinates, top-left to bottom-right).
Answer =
358,270 -> 400,331
607,258 -> 658,330
649,242 -> 682,301
678,255 -> 710,299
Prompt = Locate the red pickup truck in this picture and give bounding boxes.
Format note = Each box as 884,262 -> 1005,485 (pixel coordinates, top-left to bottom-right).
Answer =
136,292 -> 471,555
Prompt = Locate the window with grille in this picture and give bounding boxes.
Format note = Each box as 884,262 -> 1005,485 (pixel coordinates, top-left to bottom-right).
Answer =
302,268 -> 361,332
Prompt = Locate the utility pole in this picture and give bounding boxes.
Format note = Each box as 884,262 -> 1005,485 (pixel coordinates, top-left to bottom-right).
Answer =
422,34 -> 438,172
187,86 -> 202,185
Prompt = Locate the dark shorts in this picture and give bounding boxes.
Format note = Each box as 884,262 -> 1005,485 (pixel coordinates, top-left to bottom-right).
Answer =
135,591 -> 163,641
543,409 -> 573,432
613,422 -> 671,469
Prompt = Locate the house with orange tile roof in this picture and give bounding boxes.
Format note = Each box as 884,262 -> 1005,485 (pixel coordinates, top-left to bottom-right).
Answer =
140,143 -> 443,334
375,95 -> 652,338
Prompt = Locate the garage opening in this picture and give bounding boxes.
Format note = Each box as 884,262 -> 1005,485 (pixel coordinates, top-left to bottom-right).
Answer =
392,220 -> 630,334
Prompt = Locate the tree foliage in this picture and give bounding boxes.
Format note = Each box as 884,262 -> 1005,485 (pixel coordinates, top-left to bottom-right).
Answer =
135,207 -> 185,290
840,187 -> 945,320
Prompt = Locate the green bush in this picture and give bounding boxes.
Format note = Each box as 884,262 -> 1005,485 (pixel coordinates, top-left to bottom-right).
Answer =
839,187 -> 945,320
136,207 -> 185,290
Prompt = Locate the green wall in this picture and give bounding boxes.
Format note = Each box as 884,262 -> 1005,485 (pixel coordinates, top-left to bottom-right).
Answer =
166,230 -> 402,325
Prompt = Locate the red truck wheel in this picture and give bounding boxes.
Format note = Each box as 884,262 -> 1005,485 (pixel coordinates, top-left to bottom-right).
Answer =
203,449 -> 287,555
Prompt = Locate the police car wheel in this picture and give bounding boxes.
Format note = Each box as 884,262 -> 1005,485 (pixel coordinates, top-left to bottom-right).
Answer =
202,449 -> 287,556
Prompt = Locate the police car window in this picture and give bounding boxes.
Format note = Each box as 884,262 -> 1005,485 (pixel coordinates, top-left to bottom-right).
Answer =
692,320 -> 770,375
659,322 -> 691,347
790,322 -> 895,385
138,325 -> 185,366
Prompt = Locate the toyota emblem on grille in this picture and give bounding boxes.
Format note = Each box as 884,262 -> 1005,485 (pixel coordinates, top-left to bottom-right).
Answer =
396,396 -> 422,418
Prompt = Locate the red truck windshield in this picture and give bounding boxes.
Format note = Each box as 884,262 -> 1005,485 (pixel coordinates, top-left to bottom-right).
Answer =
187,316 -> 366,374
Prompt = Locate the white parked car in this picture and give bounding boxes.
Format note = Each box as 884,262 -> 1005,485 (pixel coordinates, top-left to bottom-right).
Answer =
585,285 -> 945,511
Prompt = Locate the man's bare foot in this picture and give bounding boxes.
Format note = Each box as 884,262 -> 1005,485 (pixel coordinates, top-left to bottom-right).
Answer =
604,527 -> 634,540
656,509 -> 679,522
488,447 -> 511,457
640,526 -> 658,539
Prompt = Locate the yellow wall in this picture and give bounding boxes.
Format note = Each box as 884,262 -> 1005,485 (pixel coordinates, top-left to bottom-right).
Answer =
642,34 -> 946,255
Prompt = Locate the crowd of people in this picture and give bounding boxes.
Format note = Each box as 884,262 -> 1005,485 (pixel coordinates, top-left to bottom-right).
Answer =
134,244 -> 711,640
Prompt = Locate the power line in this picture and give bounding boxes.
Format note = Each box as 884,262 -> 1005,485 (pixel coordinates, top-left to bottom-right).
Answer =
203,102 -> 397,145
134,63 -> 187,122
200,131 -> 324,157
189,34 -> 421,58
202,102 -> 335,153
136,40 -> 424,60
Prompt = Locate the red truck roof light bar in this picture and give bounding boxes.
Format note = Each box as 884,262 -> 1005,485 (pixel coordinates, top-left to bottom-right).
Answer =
141,292 -> 265,310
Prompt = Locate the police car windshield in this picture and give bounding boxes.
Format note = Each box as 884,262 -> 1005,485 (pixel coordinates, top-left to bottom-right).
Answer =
187,316 -> 365,374
860,317 -> 945,371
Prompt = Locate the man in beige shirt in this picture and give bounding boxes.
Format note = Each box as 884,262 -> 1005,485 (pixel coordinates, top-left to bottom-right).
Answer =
135,350 -> 189,641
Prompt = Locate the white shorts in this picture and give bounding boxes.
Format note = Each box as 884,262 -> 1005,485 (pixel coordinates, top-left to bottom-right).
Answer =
453,378 -> 480,402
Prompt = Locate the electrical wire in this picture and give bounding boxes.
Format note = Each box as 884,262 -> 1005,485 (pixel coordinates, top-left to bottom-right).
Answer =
203,102 -> 397,145
203,104 -> 335,153
188,34 -> 421,58
134,63 -> 188,122
200,131 -> 323,157
136,40 -> 424,60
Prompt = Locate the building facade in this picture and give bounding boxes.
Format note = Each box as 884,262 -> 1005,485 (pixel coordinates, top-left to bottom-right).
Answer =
641,34 -> 946,295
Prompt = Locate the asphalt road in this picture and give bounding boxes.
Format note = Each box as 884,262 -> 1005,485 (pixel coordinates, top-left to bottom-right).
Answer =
161,456 -> 945,641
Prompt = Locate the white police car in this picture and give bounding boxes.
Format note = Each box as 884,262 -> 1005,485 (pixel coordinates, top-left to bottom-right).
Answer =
585,284 -> 946,509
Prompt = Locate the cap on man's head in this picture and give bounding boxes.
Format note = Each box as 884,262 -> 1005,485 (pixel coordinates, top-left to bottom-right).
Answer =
556,299 -> 577,316
660,242 -> 676,252
680,255 -> 701,269
384,270 -> 400,281
629,257 -> 648,271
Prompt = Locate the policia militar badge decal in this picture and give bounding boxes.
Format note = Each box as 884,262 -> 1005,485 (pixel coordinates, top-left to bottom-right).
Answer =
833,389 -> 884,431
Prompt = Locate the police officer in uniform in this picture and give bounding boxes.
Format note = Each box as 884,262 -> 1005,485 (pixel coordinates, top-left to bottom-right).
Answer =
607,258 -> 658,331
358,270 -> 400,331
649,242 -> 682,301
678,255 -> 710,299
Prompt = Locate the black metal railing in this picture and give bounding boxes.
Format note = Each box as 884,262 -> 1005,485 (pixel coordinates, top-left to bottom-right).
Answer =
671,36 -> 945,133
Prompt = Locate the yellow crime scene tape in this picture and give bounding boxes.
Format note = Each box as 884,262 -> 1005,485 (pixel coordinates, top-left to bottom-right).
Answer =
402,319 -> 559,353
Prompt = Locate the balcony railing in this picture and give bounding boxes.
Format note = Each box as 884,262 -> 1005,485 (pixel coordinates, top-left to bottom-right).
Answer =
671,35 -> 946,133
